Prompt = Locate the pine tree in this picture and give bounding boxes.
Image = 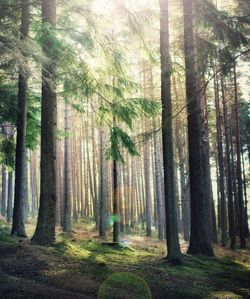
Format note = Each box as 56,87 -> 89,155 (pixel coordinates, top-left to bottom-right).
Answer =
11,0 -> 30,237
32,0 -> 57,244
160,0 -> 182,264
183,0 -> 214,256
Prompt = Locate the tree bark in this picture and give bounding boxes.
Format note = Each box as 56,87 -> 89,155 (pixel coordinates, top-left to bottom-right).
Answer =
233,63 -> 246,248
11,0 -> 30,237
160,0 -> 182,264
183,0 -> 213,255
7,171 -> 13,223
63,102 -> 71,232
221,77 -> 236,249
32,0 -> 57,244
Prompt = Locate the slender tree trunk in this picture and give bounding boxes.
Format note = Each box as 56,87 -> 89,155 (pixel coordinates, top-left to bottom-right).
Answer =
7,171 -> 13,222
143,133 -> 152,237
32,0 -> 57,244
160,0 -> 182,264
55,142 -> 62,225
23,150 -> 29,223
113,159 -> 120,242
63,102 -> 71,232
99,128 -> 107,237
11,0 -> 30,237
153,121 -> 164,240
201,80 -> 217,243
30,151 -> 38,217
178,145 -> 190,241
233,63 -> 246,248
241,149 -> 249,238
214,73 -> 227,246
221,77 -> 236,249
183,0 -> 213,255
1,164 -> 7,217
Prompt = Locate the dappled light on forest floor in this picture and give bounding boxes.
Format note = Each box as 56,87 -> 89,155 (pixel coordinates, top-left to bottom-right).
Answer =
0,219 -> 250,298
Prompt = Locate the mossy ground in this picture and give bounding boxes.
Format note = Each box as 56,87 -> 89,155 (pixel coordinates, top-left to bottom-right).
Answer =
0,217 -> 249,299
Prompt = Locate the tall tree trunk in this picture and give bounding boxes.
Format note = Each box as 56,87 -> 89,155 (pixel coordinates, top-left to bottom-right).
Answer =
183,0 -> 213,256
233,63 -> 246,248
178,145 -> 190,241
11,0 -> 30,237
201,79 -> 217,243
99,128 -> 107,237
63,102 -> 71,232
221,77 -> 236,249
160,0 -> 182,264
153,120 -> 164,240
214,72 -> 227,246
23,150 -> 29,223
7,171 -> 13,222
32,0 -> 57,244
30,151 -> 38,217
143,132 -> 152,237
91,110 -> 99,228
241,149 -> 249,238
113,159 -> 120,242
1,164 -> 7,217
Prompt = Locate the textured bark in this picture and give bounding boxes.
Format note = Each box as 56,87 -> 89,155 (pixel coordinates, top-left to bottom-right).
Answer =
32,0 -> 57,244
160,0 -> 182,263
183,0 -> 213,256
11,0 -> 30,237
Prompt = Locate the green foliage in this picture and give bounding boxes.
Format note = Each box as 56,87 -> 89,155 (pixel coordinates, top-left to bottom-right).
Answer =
239,100 -> 250,152
0,136 -> 15,169
196,0 -> 249,74
0,84 -> 41,165
106,126 -> 138,162
0,84 -> 18,124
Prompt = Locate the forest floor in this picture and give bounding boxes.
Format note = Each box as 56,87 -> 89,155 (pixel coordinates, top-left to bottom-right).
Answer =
0,217 -> 250,299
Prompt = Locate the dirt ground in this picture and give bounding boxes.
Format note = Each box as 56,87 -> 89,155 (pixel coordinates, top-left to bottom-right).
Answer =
0,224 -> 250,299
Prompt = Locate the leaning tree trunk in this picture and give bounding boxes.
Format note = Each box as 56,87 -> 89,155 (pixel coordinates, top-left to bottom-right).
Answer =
11,0 -> 30,237
160,0 -> 182,264
183,0 -> 213,256
32,0 -> 57,244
